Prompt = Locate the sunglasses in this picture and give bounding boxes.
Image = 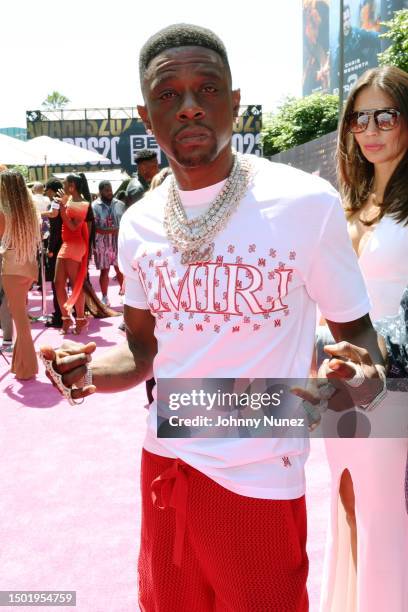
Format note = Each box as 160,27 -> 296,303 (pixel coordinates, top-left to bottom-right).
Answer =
346,108 -> 401,133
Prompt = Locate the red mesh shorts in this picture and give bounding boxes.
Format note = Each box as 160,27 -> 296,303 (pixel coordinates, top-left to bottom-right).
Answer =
138,450 -> 308,611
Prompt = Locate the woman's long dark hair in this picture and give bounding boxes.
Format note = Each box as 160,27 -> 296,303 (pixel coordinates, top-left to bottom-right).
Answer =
337,66 -> 408,226
66,172 -> 95,248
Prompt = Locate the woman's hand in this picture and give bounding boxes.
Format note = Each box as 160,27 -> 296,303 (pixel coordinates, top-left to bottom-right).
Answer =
55,189 -> 69,207
292,341 -> 386,423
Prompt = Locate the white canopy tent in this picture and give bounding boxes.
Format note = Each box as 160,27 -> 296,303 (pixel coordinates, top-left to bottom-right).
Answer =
53,169 -> 129,195
24,136 -> 111,178
0,133 -> 38,166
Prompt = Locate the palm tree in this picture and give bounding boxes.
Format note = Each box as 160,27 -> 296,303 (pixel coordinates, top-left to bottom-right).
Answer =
42,91 -> 70,110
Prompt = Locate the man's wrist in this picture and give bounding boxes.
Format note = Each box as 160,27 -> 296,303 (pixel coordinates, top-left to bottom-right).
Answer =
82,341 -> 153,393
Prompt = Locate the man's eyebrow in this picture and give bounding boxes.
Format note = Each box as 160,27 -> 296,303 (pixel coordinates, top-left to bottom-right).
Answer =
150,69 -> 224,88
150,73 -> 175,87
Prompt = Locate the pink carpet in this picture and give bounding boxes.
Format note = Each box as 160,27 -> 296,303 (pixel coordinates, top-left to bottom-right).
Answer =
0,268 -> 330,611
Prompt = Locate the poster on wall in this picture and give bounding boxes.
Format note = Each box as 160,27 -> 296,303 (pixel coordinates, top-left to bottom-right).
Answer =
302,0 -> 331,96
26,106 -> 262,177
303,0 -> 405,99
329,0 -> 404,98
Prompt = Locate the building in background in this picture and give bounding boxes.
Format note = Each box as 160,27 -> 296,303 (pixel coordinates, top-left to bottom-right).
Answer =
0,127 -> 27,141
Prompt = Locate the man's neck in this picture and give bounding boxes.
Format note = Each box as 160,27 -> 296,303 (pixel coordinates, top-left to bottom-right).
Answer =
138,176 -> 150,192
170,147 -> 234,191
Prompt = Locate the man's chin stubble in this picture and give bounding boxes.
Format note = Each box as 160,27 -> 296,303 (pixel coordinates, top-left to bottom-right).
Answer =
172,142 -> 218,168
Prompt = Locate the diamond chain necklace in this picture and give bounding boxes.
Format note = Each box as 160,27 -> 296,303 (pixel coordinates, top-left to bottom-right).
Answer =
164,151 -> 254,265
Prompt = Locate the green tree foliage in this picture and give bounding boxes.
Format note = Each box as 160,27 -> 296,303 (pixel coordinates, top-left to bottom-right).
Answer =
10,165 -> 29,179
261,93 -> 339,156
42,91 -> 70,110
378,9 -> 408,73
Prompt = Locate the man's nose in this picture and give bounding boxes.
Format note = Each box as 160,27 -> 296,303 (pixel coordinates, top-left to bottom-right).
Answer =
176,92 -> 205,121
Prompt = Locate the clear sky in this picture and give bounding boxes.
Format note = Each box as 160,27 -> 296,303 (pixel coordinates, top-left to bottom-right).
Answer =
0,0 -> 302,128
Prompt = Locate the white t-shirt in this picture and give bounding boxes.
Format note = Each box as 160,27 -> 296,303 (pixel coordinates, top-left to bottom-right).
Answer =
118,156 -> 370,499
32,194 -> 51,213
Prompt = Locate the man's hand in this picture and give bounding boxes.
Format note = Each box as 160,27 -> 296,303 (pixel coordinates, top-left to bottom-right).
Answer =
40,341 -> 97,401
41,307 -> 157,402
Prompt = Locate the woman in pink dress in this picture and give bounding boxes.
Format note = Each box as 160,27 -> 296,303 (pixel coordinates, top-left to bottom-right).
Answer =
320,66 -> 408,612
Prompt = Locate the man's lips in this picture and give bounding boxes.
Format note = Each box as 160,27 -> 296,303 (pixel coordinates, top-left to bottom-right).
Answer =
175,128 -> 212,144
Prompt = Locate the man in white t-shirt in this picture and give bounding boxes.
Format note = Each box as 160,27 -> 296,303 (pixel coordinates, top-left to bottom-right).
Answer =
31,182 -> 51,290
41,24 -> 386,611
31,182 -> 51,214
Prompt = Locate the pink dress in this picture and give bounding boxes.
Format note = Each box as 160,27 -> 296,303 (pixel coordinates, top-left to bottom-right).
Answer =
320,216 -> 408,612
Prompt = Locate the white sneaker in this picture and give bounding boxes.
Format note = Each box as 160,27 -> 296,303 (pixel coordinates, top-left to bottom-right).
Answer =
101,295 -> 110,306
1,341 -> 13,353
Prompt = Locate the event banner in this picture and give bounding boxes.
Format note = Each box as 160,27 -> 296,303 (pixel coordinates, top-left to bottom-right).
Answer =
26,106 -> 262,176
303,0 -> 405,98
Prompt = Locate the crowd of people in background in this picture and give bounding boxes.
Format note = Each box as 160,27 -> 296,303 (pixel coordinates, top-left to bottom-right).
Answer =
0,148 -> 163,378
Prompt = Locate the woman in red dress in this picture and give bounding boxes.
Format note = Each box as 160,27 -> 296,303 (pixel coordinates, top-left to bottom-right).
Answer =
54,173 -> 90,334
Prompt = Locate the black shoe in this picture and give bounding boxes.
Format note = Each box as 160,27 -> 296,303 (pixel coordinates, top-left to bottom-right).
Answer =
45,316 -> 63,328
118,320 -> 126,332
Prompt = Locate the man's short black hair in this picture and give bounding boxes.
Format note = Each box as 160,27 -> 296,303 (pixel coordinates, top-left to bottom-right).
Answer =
98,180 -> 112,192
139,23 -> 231,83
44,178 -> 63,192
135,149 -> 157,164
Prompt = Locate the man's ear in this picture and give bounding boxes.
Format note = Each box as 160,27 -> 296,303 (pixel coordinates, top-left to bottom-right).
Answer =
137,105 -> 152,132
232,89 -> 241,120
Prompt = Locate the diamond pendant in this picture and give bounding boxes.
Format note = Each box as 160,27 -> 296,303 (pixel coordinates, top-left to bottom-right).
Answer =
180,243 -> 214,265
